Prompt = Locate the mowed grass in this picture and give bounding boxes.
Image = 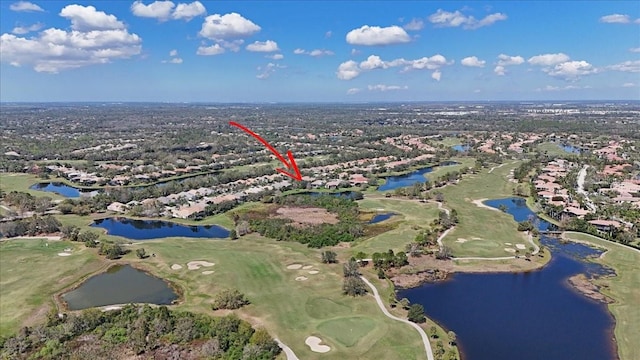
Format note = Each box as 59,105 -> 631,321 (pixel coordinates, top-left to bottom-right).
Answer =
438,161 -> 533,257
563,232 -> 640,360
0,173 -> 65,200
424,157 -> 475,182
122,234 -> 427,360
353,196 -> 441,255
536,141 -> 571,157
0,238 -> 105,334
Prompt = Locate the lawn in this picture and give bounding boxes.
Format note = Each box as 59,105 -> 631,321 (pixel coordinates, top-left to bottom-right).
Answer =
0,173 -> 66,200
562,232 -> 640,360
0,238 -> 105,335
437,161 -> 535,257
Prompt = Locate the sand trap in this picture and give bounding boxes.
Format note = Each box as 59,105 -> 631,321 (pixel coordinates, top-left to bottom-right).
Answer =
171,264 -> 183,270
305,336 -> 331,353
57,252 -> 72,257
504,248 -> 516,253
302,265 -> 313,270
515,244 -> 527,250
287,264 -> 303,270
187,261 -> 215,270
472,237 -> 483,240
472,199 -> 499,212
456,238 -> 468,243
308,270 -> 319,275
505,242 -> 512,246
295,276 -> 308,281
101,305 -> 123,312
202,270 -> 214,275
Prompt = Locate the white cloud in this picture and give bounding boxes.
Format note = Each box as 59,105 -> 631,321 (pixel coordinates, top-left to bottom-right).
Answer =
9,1 -> 43,12
246,40 -> 279,52
293,48 -> 334,56
536,84 -> 591,92
162,57 -> 182,64
403,18 -> 425,31
325,30 -> 332,38
169,49 -> 178,56
428,9 -> 507,29
606,60 -> 640,73
60,4 -> 125,31
172,1 -> 206,21
461,56 -> 485,67
630,47 -> 640,53
266,53 -> 283,60
337,54 -> 452,80
196,44 -> 224,55
494,65 -> 506,76
497,54 -> 524,66
346,87 -> 361,95
199,13 -> 260,40
1,16 -> 141,73
351,48 -> 360,55
528,53 -> 570,66
431,70 -> 442,81
345,25 -> 410,46
11,23 -> 44,35
622,82 -> 636,87
368,84 -> 408,91
217,39 -> 243,52
547,60 -> 598,79
599,14 -> 630,24
131,1 -> 175,21
256,62 -> 285,79
336,60 -> 360,80
359,55 -> 387,70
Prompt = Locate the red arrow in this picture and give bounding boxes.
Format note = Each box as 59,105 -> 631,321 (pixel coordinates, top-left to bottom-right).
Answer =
229,121 -> 302,181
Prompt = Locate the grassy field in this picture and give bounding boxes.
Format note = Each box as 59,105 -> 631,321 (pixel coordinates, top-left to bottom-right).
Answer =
109,234 -> 428,360
437,161 -> 535,257
0,238 -> 105,335
536,142 -> 569,157
432,137 -> 463,147
353,196 -> 441,255
424,157 -> 475,182
562,232 -> 640,360
0,173 -> 65,200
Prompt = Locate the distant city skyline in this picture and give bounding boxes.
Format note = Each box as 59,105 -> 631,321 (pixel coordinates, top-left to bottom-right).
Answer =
1,1 -> 639,102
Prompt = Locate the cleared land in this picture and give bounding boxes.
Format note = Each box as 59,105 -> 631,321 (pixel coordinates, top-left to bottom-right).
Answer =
562,232 -> 640,360
276,206 -> 339,226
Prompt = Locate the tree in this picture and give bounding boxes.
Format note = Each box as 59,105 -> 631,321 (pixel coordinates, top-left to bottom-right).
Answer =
447,331 -> 456,345
342,276 -> 367,296
343,259 -> 360,277
229,229 -> 238,240
211,289 -> 250,310
429,326 -> 438,338
321,250 -> 337,264
436,246 -> 452,260
399,298 -> 410,310
135,248 -> 147,259
407,304 -> 426,323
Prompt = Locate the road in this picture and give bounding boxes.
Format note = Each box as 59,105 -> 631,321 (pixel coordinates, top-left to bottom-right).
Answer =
577,165 -> 596,212
360,276 -> 434,360
275,339 -> 299,360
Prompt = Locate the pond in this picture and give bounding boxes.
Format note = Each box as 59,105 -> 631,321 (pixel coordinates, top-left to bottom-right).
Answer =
452,144 -> 470,152
378,162 -> 459,192
398,197 -> 617,360
30,182 -> 94,198
62,264 -> 178,310
560,144 -> 581,154
91,217 -> 230,240
368,213 -> 395,224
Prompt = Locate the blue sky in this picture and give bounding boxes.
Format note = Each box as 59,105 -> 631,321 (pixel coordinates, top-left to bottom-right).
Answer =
1,1 -> 639,102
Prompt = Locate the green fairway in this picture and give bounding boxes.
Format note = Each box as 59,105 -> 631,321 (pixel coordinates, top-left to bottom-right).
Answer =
424,157 -> 475,182
536,141 -> 571,157
563,232 -> 640,360
353,196 -> 440,255
0,238 -> 104,335
116,234 -> 427,360
438,161 -> 535,257
0,173 -> 65,200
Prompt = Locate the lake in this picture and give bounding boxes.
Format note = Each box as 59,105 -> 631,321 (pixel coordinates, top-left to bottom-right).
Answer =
452,145 -> 470,152
62,264 -> 178,310
30,182 -> 90,198
398,197 -> 617,360
91,217 -> 230,240
378,162 -> 460,192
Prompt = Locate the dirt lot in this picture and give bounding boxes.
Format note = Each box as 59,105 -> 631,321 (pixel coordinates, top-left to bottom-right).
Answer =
275,206 -> 339,226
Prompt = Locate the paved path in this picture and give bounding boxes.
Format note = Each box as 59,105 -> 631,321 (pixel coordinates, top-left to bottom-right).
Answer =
577,165 -> 597,212
275,339 -> 300,360
360,276 -> 434,360
488,163 -> 506,173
